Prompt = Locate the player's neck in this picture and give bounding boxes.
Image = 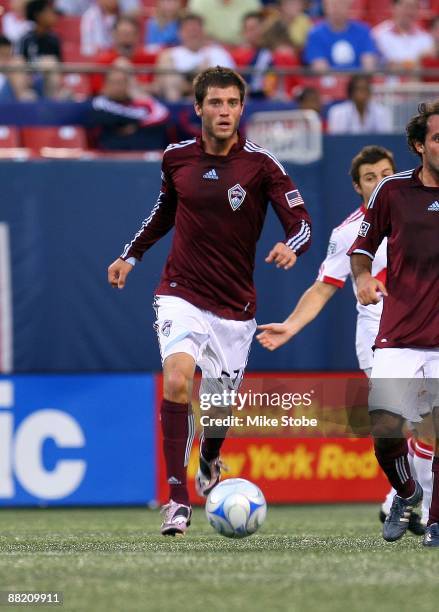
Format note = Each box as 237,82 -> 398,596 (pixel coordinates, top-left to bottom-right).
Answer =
201,131 -> 238,156
419,165 -> 439,188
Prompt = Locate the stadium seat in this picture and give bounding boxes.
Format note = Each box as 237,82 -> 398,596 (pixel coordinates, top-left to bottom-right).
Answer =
0,125 -> 20,147
21,126 -> 88,158
54,16 -> 84,63
54,16 -> 81,45
0,126 -> 31,159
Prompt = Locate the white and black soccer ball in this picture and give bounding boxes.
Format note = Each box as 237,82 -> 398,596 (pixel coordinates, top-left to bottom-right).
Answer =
205,478 -> 267,538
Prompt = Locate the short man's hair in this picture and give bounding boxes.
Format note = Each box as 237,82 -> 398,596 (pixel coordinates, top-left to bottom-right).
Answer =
406,101 -> 439,158
26,0 -> 52,23
179,13 -> 204,28
114,15 -> 140,31
350,146 -> 396,185
347,74 -> 371,98
242,11 -> 265,24
193,66 -> 247,106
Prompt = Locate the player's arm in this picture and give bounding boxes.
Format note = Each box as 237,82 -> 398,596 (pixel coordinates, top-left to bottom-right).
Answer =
348,183 -> 390,305
258,227 -> 349,350
108,160 -> 177,289
263,159 -> 312,270
257,281 -> 337,350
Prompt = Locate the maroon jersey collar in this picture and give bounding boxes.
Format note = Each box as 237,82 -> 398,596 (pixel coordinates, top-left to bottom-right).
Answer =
196,131 -> 246,156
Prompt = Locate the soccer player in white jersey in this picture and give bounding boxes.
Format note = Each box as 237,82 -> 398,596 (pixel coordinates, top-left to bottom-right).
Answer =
256,146 -> 433,531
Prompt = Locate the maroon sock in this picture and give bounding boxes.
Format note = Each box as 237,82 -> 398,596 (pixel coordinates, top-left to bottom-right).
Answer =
428,457 -> 439,526
374,438 -> 415,498
200,434 -> 226,462
160,399 -> 194,505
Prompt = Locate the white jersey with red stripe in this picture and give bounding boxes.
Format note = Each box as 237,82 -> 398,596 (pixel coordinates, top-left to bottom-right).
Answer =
317,205 -> 387,369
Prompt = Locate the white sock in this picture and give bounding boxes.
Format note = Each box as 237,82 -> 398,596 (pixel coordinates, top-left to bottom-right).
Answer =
382,487 -> 396,515
412,440 -> 434,525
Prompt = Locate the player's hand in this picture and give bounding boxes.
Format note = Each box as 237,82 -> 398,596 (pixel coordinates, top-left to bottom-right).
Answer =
108,258 -> 134,289
256,322 -> 295,351
265,243 -> 297,270
356,273 -> 388,305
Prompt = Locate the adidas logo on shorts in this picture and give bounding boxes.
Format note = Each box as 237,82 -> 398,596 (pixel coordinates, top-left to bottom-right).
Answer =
203,169 -> 219,180
427,200 -> 439,211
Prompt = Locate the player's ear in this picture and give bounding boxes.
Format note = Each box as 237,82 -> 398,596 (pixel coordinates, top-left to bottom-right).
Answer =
353,181 -> 362,196
194,102 -> 202,117
415,141 -> 424,154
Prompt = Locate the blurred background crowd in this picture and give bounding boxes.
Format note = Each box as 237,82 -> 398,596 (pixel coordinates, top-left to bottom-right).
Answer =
0,0 -> 438,152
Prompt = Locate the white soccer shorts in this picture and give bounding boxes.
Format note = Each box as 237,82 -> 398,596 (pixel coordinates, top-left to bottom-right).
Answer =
153,295 -> 256,394
355,316 -> 378,371
369,347 -> 439,422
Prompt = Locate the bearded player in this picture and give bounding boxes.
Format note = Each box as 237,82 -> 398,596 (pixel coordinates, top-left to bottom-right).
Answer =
349,102 -> 439,546
256,145 -> 433,531
108,67 -> 312,535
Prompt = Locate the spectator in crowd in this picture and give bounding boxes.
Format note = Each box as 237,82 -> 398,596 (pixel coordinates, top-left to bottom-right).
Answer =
261,18 -> 302,98
296,85 -> 322,114
18,0 -> 62,62
56,0 -> 140,16
91,16 -> 157,94
90,66 -> 170,150
233,11 -> 274,99
17,1 -> 73,99
0,34 -> 37,101
188,0 -> 262,46
276,0 -> 312,50
327,74 -> 392,134
155,14 -> 235,101
422,16 -> 439,81
304,0 -> 377,71
372,0 -> 434,70
144,0 -> 183,49
81,0 -> 119,56
1,0 -> 32,45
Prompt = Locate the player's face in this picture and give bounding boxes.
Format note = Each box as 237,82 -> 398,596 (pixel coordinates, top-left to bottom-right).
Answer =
354,158 -> 394,204
420,114 -> 439,178
196,86 -> 243,142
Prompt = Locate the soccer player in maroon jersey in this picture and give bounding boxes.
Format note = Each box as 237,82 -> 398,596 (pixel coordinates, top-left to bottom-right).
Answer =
349,102 -> 439,546
107,66 -> 311,535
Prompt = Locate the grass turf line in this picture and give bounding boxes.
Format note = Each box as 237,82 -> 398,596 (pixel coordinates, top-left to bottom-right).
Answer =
0,505 -> 435,612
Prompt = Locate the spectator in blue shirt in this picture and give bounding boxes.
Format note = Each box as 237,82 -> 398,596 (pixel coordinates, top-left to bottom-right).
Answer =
144,0 -> 182,49
304,0 -> 377,71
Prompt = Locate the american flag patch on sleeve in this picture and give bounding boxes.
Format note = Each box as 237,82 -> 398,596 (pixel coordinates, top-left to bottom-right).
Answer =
285,189 -> 304,208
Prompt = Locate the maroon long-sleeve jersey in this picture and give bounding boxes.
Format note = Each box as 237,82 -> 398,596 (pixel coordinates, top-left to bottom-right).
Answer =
348,167 -> 439,348
121,133 -> 311,320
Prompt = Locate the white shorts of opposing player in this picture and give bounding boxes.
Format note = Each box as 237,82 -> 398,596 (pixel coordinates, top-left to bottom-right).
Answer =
153,295 -> 257,396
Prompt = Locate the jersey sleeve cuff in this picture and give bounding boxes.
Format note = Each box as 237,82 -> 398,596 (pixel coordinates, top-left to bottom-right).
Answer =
349,248 -> 375,260
124,257 -> 137,266
319,275 -> 345,288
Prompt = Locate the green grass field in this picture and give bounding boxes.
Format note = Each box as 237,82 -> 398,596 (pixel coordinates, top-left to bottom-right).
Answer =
0,505 -> 436,612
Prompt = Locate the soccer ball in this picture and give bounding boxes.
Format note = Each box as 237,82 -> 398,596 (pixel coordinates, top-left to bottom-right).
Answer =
205,478 -> 267,538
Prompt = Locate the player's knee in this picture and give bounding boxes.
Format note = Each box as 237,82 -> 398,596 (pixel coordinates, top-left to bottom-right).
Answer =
370,410 -> 403,439
164,370 -> 191,403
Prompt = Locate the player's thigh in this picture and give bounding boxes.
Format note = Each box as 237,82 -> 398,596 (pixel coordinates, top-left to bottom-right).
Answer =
370,348 -> 425,423
153,295 -> 208,365
423,349 -> 439,410
199,317 -> 256,396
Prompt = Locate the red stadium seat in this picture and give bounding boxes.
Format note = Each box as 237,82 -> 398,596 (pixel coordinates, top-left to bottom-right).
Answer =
0,125 -> 20,147
21,126 -> 88,158
0,126 -> 31,160
54,16 -> 81,45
